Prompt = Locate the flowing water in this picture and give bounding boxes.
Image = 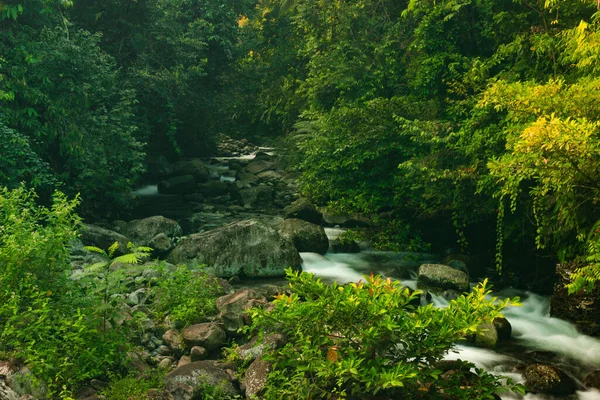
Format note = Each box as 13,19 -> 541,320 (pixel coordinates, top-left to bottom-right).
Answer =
300,231 -> 600,399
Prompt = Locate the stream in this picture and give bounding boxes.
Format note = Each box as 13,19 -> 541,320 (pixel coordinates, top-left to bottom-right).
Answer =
299,229 -> 600,400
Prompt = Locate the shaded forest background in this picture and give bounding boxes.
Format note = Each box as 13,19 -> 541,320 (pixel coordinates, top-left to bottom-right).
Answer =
2,0 -> 600,290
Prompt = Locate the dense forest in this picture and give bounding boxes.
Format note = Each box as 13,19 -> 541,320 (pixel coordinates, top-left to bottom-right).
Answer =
1,0 -> 600,399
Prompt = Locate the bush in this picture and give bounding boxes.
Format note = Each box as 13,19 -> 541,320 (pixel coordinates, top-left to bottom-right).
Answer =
0,187 -> 127,397
245,269 -> 522,399
151,265 -> 222,327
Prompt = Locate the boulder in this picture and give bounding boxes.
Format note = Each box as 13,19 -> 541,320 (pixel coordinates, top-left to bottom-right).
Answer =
330,237 -> 360,253
168,219 -> 302,278
524,364 -> 576,396
493,317 -> 512,341
158,175 -> 197,195
181,323 -> 226,351
163,329 -> 183,351
190,346 -> 208,362
216,289 -> 266,336
5,366 -> 48,399
474,322 -> 498,348
417,264 -> 469,292
550,262 -> 600,336
278,219 -> 329,255
242,358 -> 270,399
236,334 -> 286,362
80,224 -> 129,255
284,198 -> 323,225
165,361 -> 239,400
124,216 -> 182,247
168,159 -> 209,183
245,160 -> 273,174
239,186 -> 273,209
148,233 -> 173,256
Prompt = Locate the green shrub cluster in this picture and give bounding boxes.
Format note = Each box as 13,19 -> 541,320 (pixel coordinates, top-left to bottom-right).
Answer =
245,269 -> 523,399
0,187 -> 127,397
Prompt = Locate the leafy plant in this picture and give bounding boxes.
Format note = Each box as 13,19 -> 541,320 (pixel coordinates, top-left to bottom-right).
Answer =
0,187 -> 127,397
151,264 -> 222,327
244,269 -> 522,399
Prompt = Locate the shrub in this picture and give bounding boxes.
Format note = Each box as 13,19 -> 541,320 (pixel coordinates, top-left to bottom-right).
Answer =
0,187 -> 127,397
245,269 -> 522,399
151,265 -> 222,327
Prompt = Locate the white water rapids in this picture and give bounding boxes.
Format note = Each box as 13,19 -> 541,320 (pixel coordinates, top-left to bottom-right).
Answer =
300,239 -> 600,400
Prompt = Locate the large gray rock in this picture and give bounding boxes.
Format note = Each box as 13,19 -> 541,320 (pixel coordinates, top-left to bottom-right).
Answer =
158,175 -> 197,195
168,219 -> 302,278
165,361 -> 239,400
125,216 -> 182,245
417,264 -> 469,292
284,198 -> 323,224
80,224 -> 130,255
243,358 -> 270,399
182,322 -> 226,351
278,219 -> 329,255
168,159 -> 209,183
524,364 -> 576,396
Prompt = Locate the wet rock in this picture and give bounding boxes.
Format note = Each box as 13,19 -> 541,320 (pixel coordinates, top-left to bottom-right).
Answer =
80,224 -> 130,255
550,262 -> 600,336
164,361 -> 239,400
127,288 -> 148,306
524,364 -> 576,396
474,322 -> 498,348
167,159 -> 209,183
245,160 -> 273,174
330,237 -> 360,253
278,218 -> 329,255
158,175 -> 197,195
242,358 -> 270,399
284,198 -> 323,225
124,216 -> 182,248
168,219 -> 302,278
417,264 -> 469,292
493,317 -> 512,341
181,323 -> 226,351
239,186 -> 273,209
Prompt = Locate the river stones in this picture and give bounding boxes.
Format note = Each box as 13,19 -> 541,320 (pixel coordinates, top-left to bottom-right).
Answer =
165,361 -> 239,399
182,323 -> 226,351
417,263 -> 469,292
168,219 -> 302,278
167,158 -> 210,183
284,198 -> 323,224
524,364 -> 576,396
124,216 -> 182,256
278,218 -> 329,255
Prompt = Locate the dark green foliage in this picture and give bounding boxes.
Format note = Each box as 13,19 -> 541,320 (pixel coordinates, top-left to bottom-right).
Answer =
1,12 -> 145,216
